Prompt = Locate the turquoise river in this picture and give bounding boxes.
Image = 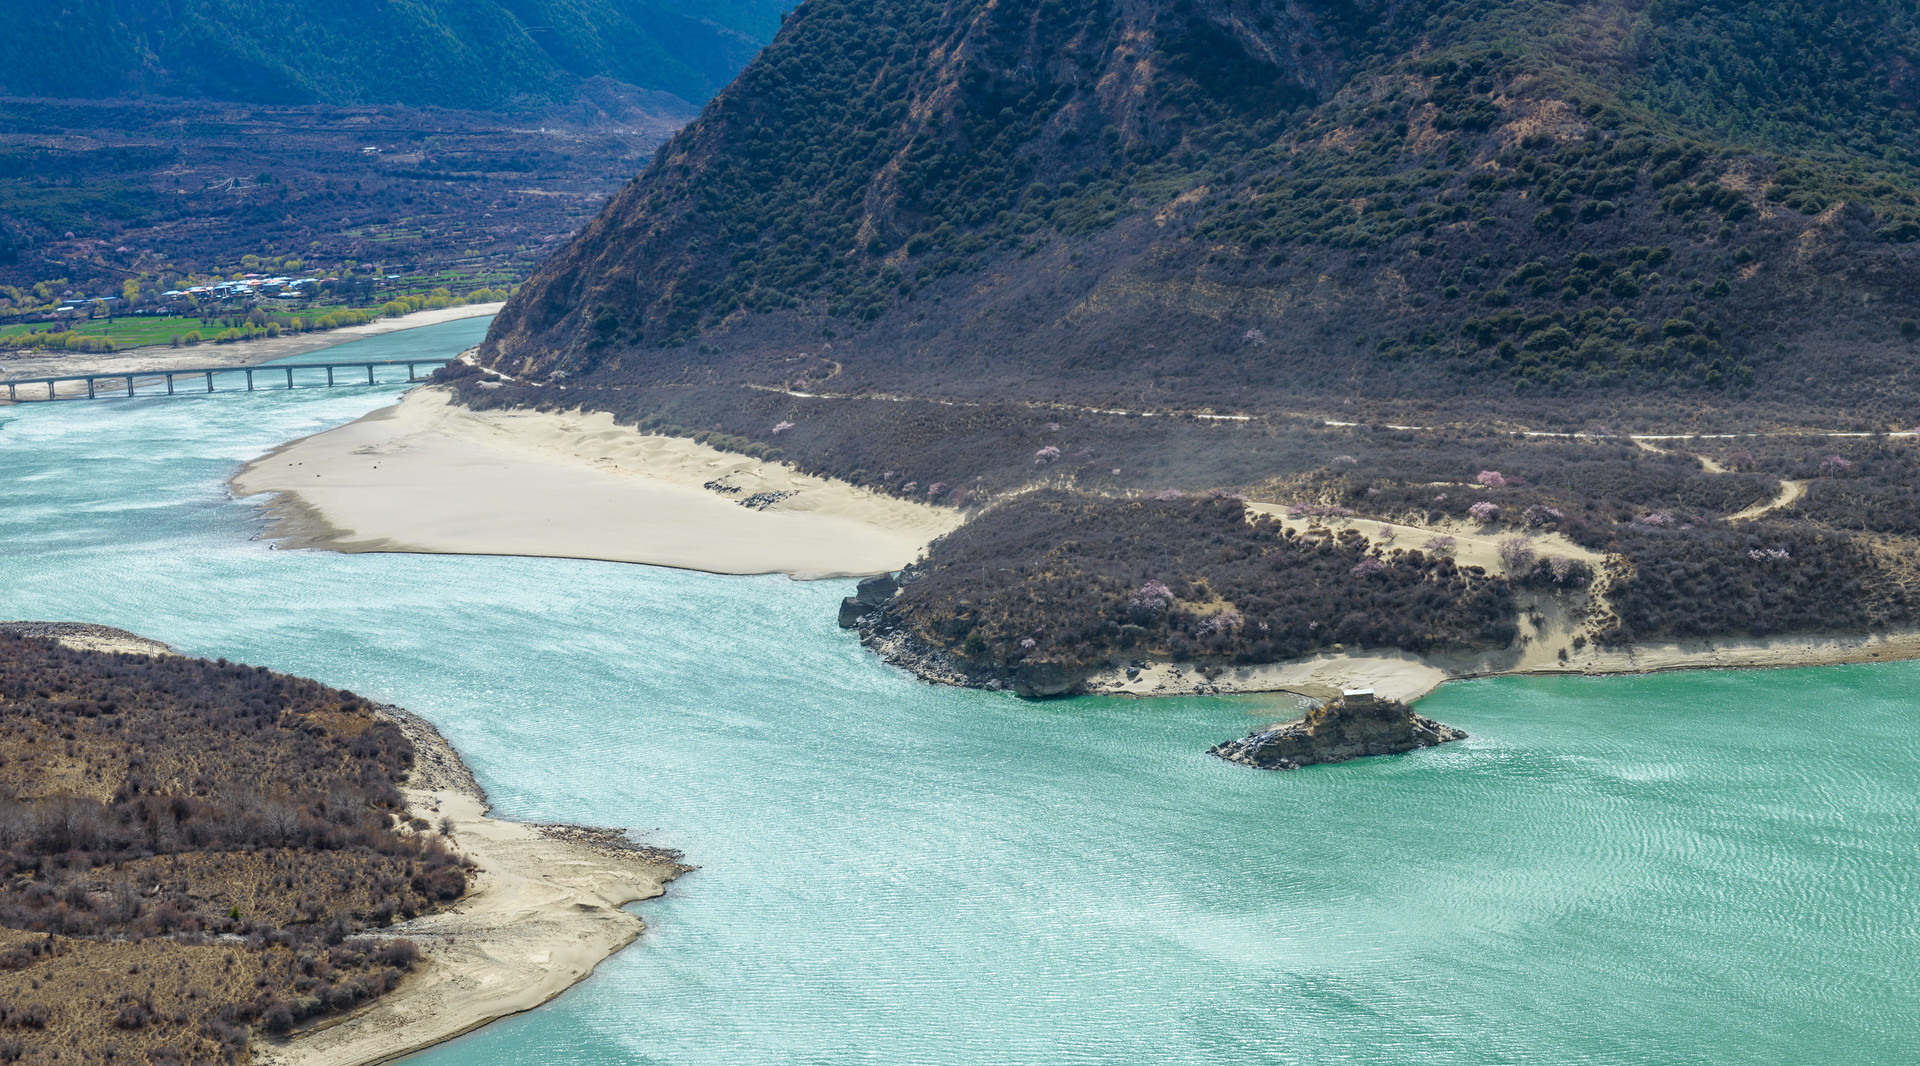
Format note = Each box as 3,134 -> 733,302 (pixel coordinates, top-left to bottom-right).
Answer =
2,318 -> 1917,1064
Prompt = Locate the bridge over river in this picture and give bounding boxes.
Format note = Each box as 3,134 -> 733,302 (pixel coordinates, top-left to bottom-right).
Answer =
0,358 -> 455,402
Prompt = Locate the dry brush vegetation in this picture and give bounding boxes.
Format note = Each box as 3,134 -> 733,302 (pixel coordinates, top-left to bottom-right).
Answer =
0,632 -> 469,1064
846,423 -> 1920,691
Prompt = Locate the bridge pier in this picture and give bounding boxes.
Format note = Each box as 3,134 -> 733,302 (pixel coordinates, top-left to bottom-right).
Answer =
1,358 -> 450,406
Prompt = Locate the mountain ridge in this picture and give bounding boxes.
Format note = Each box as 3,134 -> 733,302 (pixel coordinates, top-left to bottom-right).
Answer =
482,0 -> 1920,418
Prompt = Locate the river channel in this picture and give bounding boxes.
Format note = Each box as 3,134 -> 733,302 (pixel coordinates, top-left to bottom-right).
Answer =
2,318 -> 1915,1064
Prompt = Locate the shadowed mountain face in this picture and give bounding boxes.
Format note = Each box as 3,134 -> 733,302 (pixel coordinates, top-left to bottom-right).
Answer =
0,0 -> 785,110
482,0 -> 1920,421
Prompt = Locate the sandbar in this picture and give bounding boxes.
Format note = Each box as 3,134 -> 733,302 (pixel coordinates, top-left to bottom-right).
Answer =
231,387 -> 962,579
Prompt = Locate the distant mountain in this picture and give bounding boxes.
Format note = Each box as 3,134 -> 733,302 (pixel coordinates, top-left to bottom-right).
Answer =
1,0 -> 785,110
483,0 -> 1920,418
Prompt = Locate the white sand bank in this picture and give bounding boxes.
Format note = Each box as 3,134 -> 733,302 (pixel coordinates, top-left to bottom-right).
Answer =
0,622 -> 177,657
258,710 -> 684,1066
1,303 -> 500,401
1086,621 -> 1920,705
231,387 -> 961,579
1086,651 -> 1448,702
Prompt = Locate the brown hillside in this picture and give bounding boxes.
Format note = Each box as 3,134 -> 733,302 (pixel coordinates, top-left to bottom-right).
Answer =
0,631 -> 467,1064
481,0 -> 1920,423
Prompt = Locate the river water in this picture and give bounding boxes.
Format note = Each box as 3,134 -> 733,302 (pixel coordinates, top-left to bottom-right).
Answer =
2,318 -> 1917,1063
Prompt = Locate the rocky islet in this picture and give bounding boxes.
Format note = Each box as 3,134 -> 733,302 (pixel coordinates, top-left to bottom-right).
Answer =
1209,694 -> 1467,771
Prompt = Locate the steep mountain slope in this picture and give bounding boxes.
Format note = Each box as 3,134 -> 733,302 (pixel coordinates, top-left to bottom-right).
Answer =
454,0 -> 1920,694
1,0 -> 784,110
483,0 -> 1920,419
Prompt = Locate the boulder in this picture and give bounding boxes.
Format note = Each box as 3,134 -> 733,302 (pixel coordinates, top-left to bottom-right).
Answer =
1208,696 -> 1465,770
837,573 -> 900,628
1008,659 -> 1088,698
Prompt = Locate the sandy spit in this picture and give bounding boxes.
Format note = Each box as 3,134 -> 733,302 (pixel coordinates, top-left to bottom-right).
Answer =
0,624 -> 682,1065
256,706 -> 686,1066
230,386 -> 964,579
1085,623 -> 1920,704
0,303 -> 501,401
0,621 -> 178,657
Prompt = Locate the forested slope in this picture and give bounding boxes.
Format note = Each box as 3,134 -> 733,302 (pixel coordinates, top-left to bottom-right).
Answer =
483,0 -> 1920,419
1,0 -> 784,110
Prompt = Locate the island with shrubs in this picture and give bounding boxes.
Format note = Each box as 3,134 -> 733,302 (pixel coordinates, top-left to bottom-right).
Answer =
0,624 -> 684,1065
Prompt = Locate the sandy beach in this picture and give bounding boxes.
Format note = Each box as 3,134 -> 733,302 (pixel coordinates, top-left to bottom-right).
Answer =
231,387 -> 963,579
0,621 -> 178,657
1084,630 -> 1920,702
1084,613 -> 1920,704
256,706 -> 685,1066
0,303 -> 501,401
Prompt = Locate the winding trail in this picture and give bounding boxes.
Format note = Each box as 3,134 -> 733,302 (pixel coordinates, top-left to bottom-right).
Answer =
1727,478 -> 1807,522
738,383 -> 1914,440
1636,439 -> 1808,522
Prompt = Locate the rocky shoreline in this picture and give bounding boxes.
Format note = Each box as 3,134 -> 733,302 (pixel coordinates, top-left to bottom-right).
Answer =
849,605 -> 1083,697
1209,694 -> 1466,771
841,572 -> 1099,697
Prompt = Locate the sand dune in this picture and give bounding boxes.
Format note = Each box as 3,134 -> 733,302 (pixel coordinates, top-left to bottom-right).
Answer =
1241,503 -> 1606,576
231,387 -> 961,579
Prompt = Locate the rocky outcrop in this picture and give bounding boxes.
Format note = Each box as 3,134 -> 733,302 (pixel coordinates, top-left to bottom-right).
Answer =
1006,659 -> 1087,699
850,610 -> 1097,699
1209,695 -> 1465,771
843,566 -> 1097,697
837,574 -> 899,628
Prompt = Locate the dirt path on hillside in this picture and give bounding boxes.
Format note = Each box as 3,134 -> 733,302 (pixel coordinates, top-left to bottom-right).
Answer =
1727,478 -> 1807,521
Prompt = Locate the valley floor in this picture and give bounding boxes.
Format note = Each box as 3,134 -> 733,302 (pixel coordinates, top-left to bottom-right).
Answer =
231,385 -> 1920,710
0,303 -> 502,400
